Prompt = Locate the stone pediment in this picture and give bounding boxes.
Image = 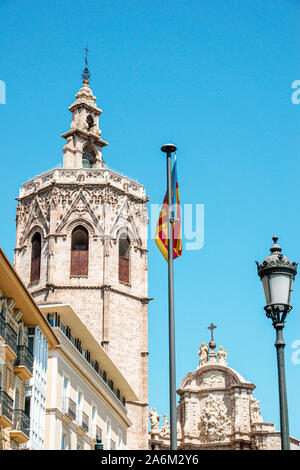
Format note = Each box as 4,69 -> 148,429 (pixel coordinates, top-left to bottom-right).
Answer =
178,363 -> 254,395
20,197 -> 49,244
56,190 -> 104,235
109,197 -> 142,245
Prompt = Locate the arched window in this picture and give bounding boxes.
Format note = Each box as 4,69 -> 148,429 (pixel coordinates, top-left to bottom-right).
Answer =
30,232 -> 41,282
86,115 -> 94,130
70,226 -> 89,276
119,236 -> 130,284
82,145 -> 95,169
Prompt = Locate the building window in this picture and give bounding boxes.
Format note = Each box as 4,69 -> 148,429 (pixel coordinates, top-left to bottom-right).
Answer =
82,145 -> 95,168
47,314 -> 55,327
24,396 -> 31,417
91,405 -> 97,439
86,115 -> 94,130
14,388 -> 20,409
30,232 -> 41,282
62,376 -> 69,411
118,430 -> 123,450
61,432 -> 67,450
77,389 -> 83,425
70,226 -> 89,276
106,419 -> 111,450
119,236 -> 130,284
27,327 -> 35,355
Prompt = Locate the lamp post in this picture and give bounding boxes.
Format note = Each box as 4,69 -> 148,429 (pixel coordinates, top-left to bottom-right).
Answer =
94,437 -> 104,450
256,236 -> 297,450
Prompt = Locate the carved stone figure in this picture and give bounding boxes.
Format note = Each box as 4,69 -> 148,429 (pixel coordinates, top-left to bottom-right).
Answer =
250,397 -> 263,423
199,395 -> 231,441
160,414 -> 170,436
217,345 -> 227,365
198,342 -> 209,367
149,408 -> 161,433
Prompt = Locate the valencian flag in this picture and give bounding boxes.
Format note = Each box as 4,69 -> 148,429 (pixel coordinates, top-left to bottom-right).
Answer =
155,157 -> 182,261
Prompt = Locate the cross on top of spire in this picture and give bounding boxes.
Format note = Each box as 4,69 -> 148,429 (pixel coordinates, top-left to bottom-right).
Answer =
84,44 -> 89,65
81,43 -> 91,85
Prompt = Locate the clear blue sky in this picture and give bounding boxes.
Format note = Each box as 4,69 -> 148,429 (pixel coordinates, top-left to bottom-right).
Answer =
1,0 -> 300,441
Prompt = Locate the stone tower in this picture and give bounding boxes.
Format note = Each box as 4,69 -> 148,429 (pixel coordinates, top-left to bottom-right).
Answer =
14,71 -> 150,449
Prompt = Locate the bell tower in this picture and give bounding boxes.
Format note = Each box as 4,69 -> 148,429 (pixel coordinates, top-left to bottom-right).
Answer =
61,47 -> 108,169
14,57 -> 150,449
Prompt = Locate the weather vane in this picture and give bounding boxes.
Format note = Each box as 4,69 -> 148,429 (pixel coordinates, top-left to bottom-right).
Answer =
81,42 -> 91,84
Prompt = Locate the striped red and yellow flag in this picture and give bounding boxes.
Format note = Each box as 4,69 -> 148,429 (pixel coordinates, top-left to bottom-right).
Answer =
155,158 -> 182,261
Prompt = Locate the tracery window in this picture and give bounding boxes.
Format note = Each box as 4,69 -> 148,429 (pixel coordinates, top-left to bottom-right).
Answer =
30,232 -> 41,282
70,226 -> 89,276
119,236 -> 130,284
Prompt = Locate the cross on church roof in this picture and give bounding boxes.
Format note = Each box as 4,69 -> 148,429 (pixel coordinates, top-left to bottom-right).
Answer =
207,323 -> 217,342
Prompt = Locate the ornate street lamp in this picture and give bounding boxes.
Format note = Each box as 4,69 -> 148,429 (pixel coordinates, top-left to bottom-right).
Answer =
256,235 -> 297,450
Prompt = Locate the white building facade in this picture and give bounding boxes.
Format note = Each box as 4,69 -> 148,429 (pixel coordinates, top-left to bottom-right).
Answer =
24,326 -> 48,450
41,304 -> 137,450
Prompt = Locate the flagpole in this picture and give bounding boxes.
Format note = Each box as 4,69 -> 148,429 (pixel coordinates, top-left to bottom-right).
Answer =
161,143 -> 177,450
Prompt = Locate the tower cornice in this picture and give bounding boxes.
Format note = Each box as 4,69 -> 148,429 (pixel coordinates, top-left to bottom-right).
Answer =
17,168 -> 147,202
69,100 -> 102,115
61,128 -> 109,147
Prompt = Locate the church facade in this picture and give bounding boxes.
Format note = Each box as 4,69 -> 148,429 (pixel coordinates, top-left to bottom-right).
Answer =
149,335 -> 300,450
13,73 -> 150,449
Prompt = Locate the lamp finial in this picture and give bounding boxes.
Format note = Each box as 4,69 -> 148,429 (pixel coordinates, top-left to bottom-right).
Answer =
270,235 -> 282,254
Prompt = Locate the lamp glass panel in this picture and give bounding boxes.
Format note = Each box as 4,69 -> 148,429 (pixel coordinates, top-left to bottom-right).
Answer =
262,276 -> 271,305
268,273 -> 291,305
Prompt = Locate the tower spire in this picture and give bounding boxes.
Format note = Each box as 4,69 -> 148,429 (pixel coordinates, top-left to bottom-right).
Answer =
81,43 -> 91,85
61,45 -> 109,169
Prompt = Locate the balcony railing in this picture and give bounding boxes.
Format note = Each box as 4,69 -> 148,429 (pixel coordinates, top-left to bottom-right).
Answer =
81,411 -> 89,433
14,345 -> 34,374
62,397 -> 76,421
0,390 -> 13,423
47,313 -> 126,407
4,323 -> 18,354
12,409 -> 30,437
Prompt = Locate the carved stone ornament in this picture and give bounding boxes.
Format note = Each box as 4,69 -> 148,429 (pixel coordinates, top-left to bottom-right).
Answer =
198,342 -> 209,367
149,408 -> 160,433
217,345 -> 227,365
202,373 -> 224,387
250,397 -> 263,423
160,414 -> 170,436
199,395 -> 231,442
